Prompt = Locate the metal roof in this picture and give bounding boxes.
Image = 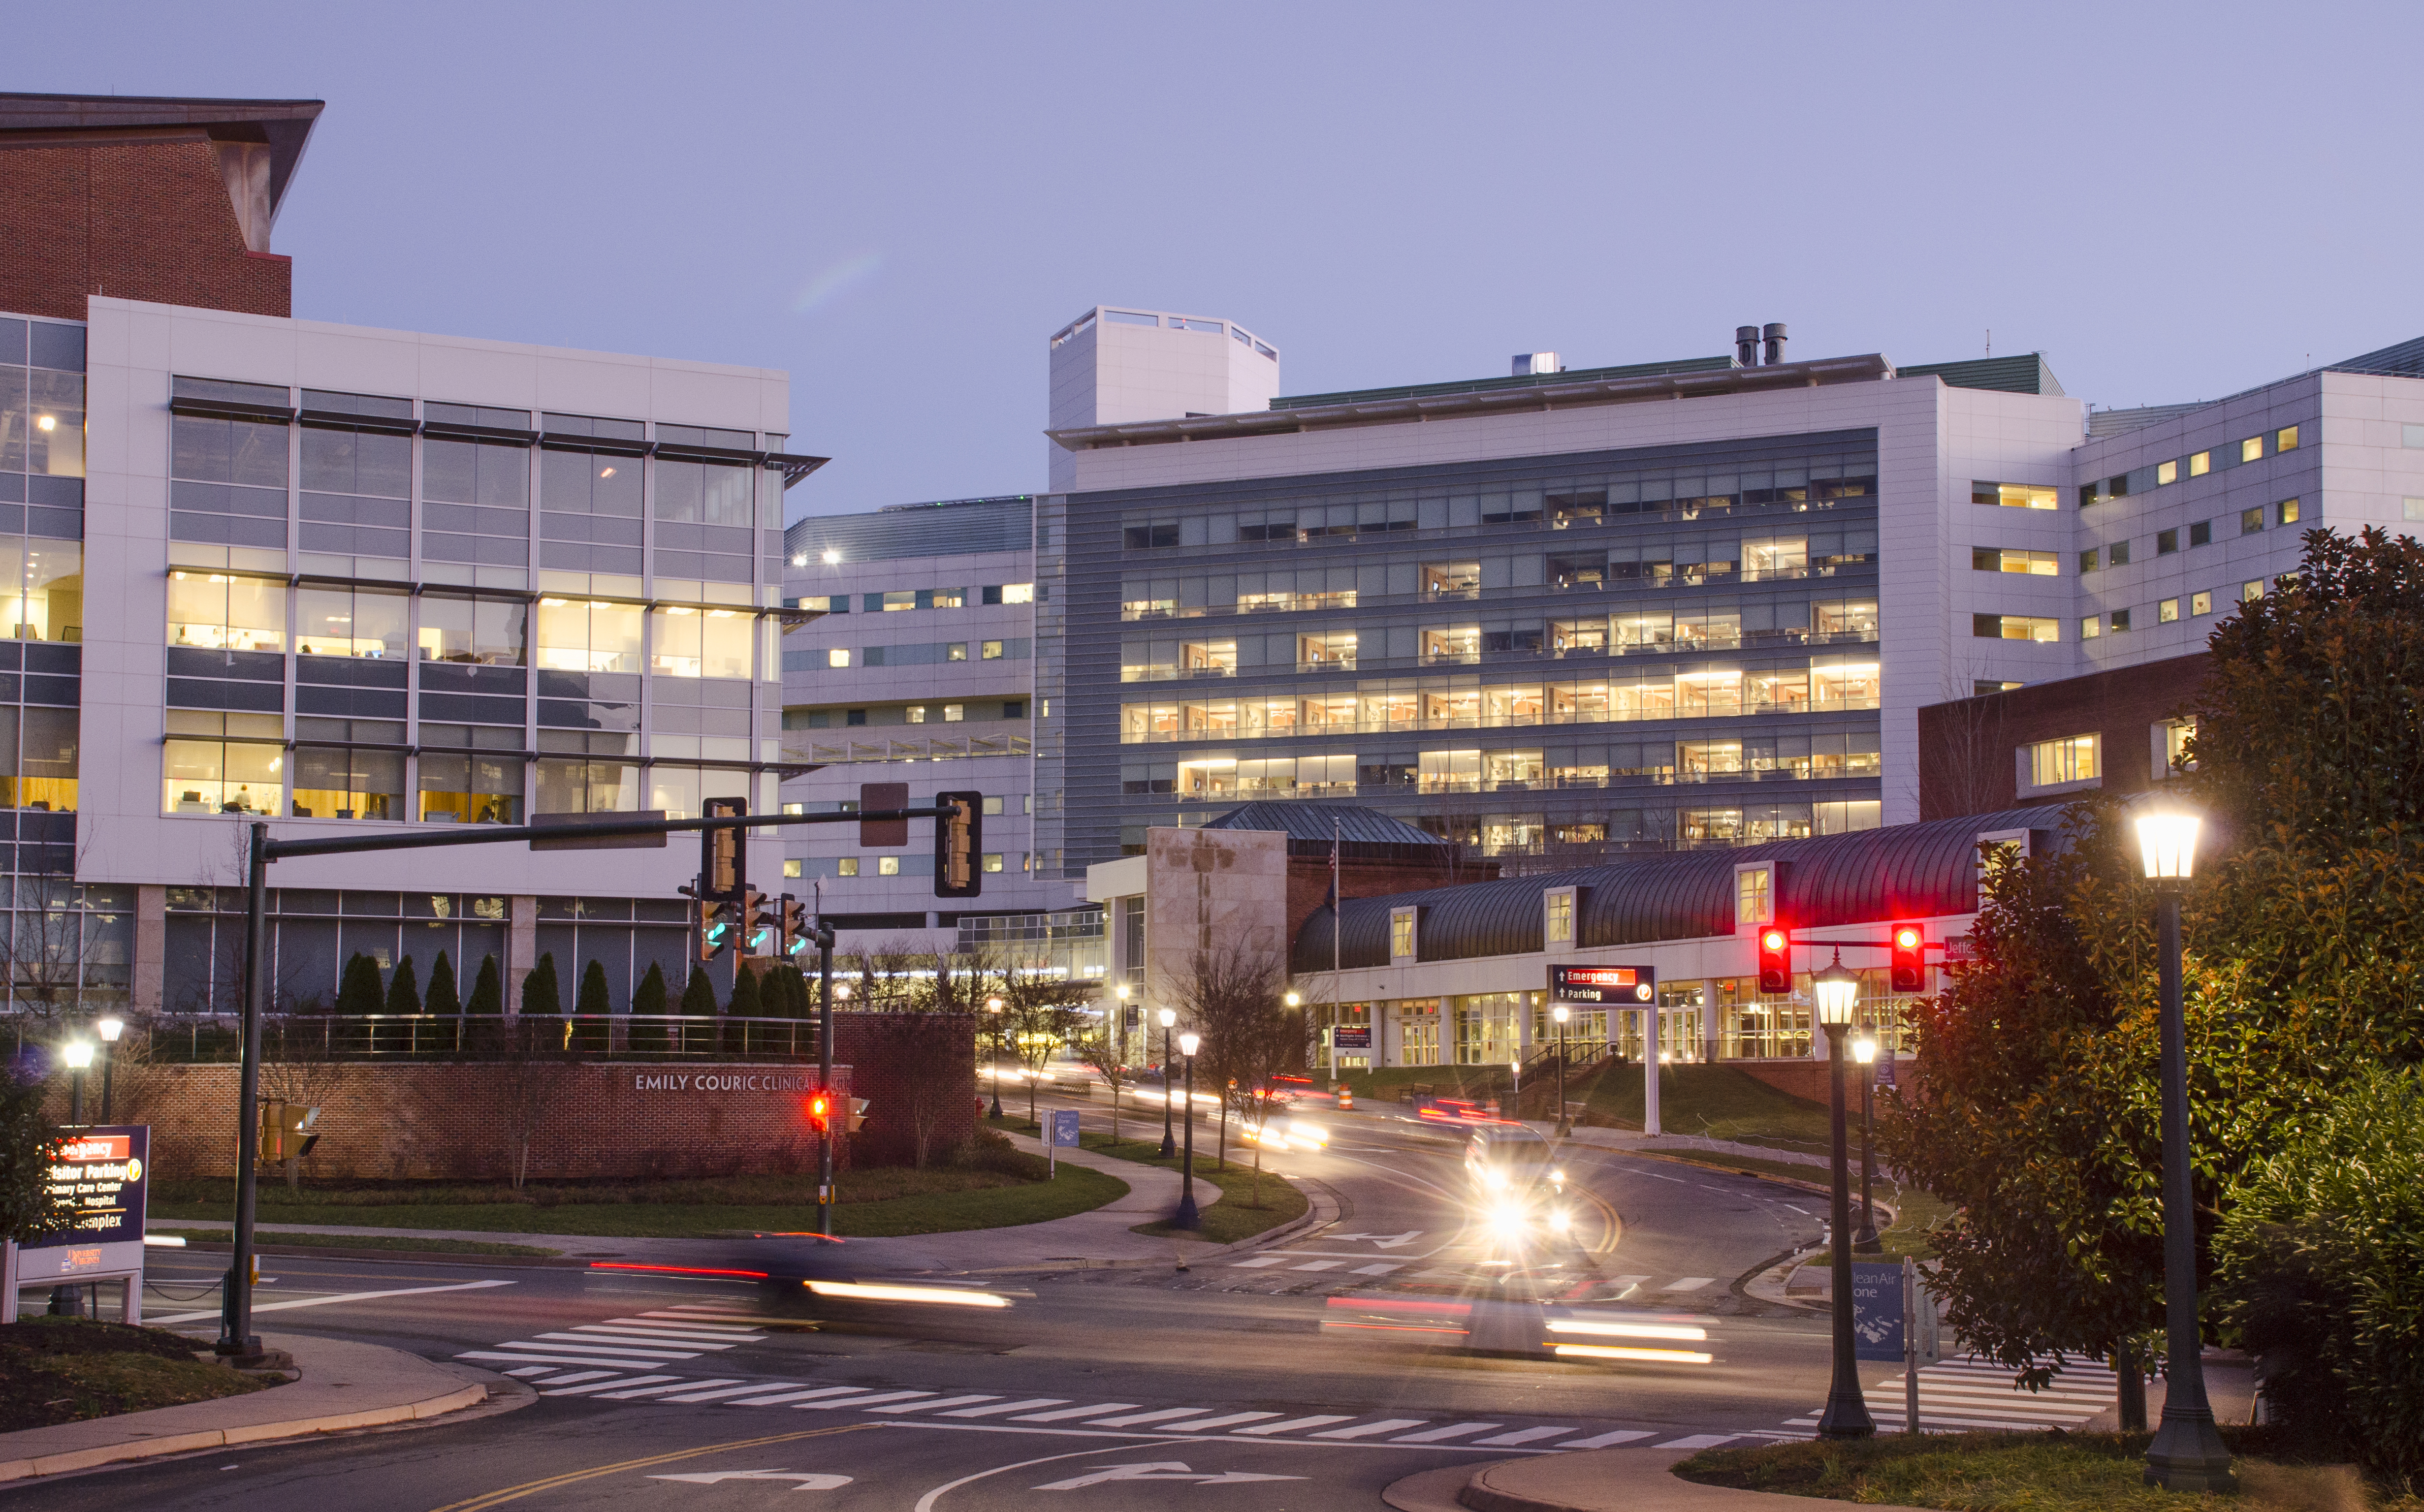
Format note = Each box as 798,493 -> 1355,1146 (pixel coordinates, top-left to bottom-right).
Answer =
1292,807 -> 2067,972
1272,355 -> 1736,411
0,93 -> 324,225
1202,803 -> 1454,860
784,497 -> 1034,565
2329,335 -> 2424,380
1897,353 -> 2066,398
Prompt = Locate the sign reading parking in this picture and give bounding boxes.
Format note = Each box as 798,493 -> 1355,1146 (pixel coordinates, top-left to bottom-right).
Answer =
1549,965 -> 1657,1005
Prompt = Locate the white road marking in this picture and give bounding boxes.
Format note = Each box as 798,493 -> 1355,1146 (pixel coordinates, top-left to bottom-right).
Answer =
1290,1260 -> 1343,1272
1011,1403 -> 1140,1422
504,1339 -> 699,1359
1162,1412 -> 1281,1432
544,1374 -> 680,1397
725,1386 -> 869,1407
942,1398 -> 1069,1418
458,1352 -> 682,1370
1558,1429 -> 1653,1449
1084,1407 -> 1212,1428
1656,1434 -> 1738,1449
522,1368 -> 615,1385
1312,1418 -> 1428,1439
1350,1262 -> 1403,1276
149,1277 -> 513,1325
1230,1256 -> 1290,1269
798,1390 -> 932,1411
1390,1422 -> 1500,1443
867,1395 -> 1001,1415
531,1333 -> 708,1354
1236,1415 -> 1353,1435
657,1382 -> 807,1403
1660,1278 -> 1714,1292
1472,1426 -> 1567,1446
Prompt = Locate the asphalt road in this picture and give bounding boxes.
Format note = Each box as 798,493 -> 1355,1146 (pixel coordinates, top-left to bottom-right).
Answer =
36,1098 -> 1848,1511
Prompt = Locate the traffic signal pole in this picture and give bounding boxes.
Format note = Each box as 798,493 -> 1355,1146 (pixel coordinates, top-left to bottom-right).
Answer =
212,801 -> 964,1365
817,919 -> 836,1238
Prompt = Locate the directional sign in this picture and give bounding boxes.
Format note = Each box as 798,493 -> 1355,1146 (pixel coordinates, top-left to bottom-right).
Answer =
1033,1462 -> 1306,1491
649,1470 -> 851,1490
1549,964 -> 1656,1005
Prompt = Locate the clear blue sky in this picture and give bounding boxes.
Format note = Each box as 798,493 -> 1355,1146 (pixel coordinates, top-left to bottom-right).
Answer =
21,1 -> 2422,521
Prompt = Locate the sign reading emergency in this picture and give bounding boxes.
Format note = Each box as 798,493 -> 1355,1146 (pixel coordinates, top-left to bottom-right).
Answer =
1549,965 -> 1658,1004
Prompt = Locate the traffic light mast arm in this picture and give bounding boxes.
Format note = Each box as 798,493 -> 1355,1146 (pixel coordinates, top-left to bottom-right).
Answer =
258,805 -> 959,862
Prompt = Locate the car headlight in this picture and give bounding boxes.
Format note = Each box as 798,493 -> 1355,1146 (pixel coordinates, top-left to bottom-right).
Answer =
1548,1206 -> 1572,1232
1551,1168 -> 1565,1184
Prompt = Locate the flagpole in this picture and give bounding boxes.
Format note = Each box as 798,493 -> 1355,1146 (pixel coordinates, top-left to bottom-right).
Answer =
1332,819 -> 1341,1083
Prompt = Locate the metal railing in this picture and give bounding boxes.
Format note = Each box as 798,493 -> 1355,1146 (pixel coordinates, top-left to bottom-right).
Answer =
140,1012 -> 828,1063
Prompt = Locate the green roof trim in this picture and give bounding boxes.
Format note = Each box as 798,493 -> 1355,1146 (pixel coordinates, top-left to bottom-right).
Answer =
1898,353 -> 2066,398
1271,355 -> 1737,411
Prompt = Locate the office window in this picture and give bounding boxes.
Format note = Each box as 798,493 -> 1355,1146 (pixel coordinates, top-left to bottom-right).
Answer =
291,746 -> 405,821
416,753 -> 523,824
925,588 -> 966,609
782,859 -> 802,879
1000,583 -> 1035,604
2111,608 -> 2132,632
828,647 -> 850,667
2081,616 -> 2102,639
2408,498 -> 2424,522
649,606 -> 752,679
981,640 -> 1004,659
1972,482 -> 2059,509
1734,866 -> 1771,926
878,855 -> 901,876
2158,598 -> 2179,624
1973,614 -> 2059,642
2192,591 -> 2213,616
2158,718 -> 2197,775
2156,460 -> 2178,486
2078,548 -> 2099,574
2405,425 -> 2424,449
947,642 -> 968,662
904,706 -> 925,724
2022,734 -> 2099,790
2240,436 -> 2264,463
2188,450 -> 2211,476
167,570 -> 284,652
1972,547 -> 2058,575
162,714 -> 283,816
981,795 -> 1006,816
2275,425 -> 2299,452
2108,539 -> 2131,567
2243,580 -> 2265,602
943,704 -> 964,723
2276,498 -> 2301,527
2156,529 -> 2178,556
295,585 -> 407,658
1390,908 -> 1417,962
416,593 -> 525,665
1420,562 -> 1481,598
982,853 -> 1005,874
836,857 -> 860,877
535,756 -> 638,813
2190,520 -> 2212,547
2242,507 -> 2265,535
535,598 -> 643,673
1543,888 -> 1574,945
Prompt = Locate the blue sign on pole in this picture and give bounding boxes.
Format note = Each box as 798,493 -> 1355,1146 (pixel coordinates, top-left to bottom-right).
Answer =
1850,1260 -> 1905,1361
1049,1109 -> 1081,1148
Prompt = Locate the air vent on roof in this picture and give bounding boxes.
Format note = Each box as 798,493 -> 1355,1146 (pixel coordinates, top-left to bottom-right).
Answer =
1511,352 -> 1561,377
1762,323 -> 1788,365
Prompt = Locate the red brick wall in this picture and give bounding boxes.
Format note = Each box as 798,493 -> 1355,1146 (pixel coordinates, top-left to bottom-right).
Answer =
1917,653 -> 2210,822
832,1012 -> 978,1168
1,142 -> 291,320
1284,855 -> 1489,960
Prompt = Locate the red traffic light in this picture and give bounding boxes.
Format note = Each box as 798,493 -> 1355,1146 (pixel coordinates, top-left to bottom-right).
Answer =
807,1092 -> 832,1132
1890,925 -> 1926,993
1756,927 -> 1791,995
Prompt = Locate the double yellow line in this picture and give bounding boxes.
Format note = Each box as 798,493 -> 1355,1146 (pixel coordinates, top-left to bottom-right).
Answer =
427,1423 -> 874,1512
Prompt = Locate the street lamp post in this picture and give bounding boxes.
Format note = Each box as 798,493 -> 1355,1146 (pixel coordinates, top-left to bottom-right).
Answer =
1551,1005 -> 1570,1135
1173,1030 -> 1202,1228
985,996 -> 1005,1121
1157,1007 -> 1179,1158
1812,951 -> 1875,1440
96,1017 -> 125,1124
62,1040 -> 92,1126
2135,798 -> 2234,1492
1851,1034 -> 1881,1253
1115,982 -> 1132,1071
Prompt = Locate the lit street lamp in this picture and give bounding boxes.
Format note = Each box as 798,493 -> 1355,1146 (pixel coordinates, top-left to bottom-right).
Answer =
1851,1035 -> 1880,1253
1812,950 -> 1875,1439
1157,1007 -> 1179,1158
97,1016 -> 125,1124
2135,797 -> 2234,1492
61,1040 -> 93,1126
985,996 -> 1005,1121
1173,1030 -> 1202,1229
1551,1005 -> 1571,1135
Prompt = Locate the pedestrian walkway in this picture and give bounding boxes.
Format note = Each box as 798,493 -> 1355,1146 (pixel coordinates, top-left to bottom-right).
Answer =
1770,1354 -> 2116,1436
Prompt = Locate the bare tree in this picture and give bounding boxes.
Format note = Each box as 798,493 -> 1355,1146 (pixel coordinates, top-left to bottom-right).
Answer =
0,832 -> 108,1023
1073,1024 -> 1136,1144
1179,944 -> 1297,1207
863,1011 -> 971,1168
491,1040 -> 576,1189
983,950 -> 1093,1127
1919,660 -> 2015,820
259,1030 -> 351,1193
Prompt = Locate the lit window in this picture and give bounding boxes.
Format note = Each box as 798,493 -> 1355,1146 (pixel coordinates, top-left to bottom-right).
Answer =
2242,507 -> 2265,535
2159,718 -> 2197,775
1734,868 -> 1770,926
2081,616 -> 2102,639
981,795 -> 1005,815
782,858 -> 802,878
2407,498 -> 2424,521
2240,437 -> 2264,463
878,855 -> 901,876
982,853 -> 1004,873
1544,889 -> 1574,944
828,647 -> 850,667
947,642 -> 968,661
982,640 -> 1005,659
837,857 -> 859,876
1973,482 -> 2059,509
905,706 -> 925,724
2156,460 -> 2178,486
2191,591 -> 2213,616
2158,598 -> 2180,623
2276,498 -> 2300,526
2243,580 -> 2265,602
1972,548 -> 2058,575
1000,583 -> 1035,604
2022,734 -> 2099,790
1972,614 -> 2059,642
2275,425 -> 2299,452
943,704 -> 964,723
1390,909 -> 1417,961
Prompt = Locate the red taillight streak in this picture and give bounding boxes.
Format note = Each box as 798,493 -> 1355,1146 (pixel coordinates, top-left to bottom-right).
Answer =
1320,1322 -> 1470,1335
586,1261 -> 770,1278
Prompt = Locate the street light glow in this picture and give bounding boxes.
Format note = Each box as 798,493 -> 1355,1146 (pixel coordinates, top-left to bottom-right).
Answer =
61,1041 -> 93,1070
1852,1035 -> 1878,1065
1812,951 -> 1860,1027
1283,990 -> 1301,1007
986,997 -> 1003,1013
1158,1007 -> 1176,1028
97,1017 -> 125,1043
821,549 -> 841,565
2134,797 -> 2202,882
1179,1031 -> 1200,1057
1551,1004 -> 1569,1024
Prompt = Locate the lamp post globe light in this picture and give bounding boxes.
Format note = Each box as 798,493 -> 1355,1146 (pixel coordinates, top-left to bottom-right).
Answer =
1811,950 -> 1875,1440
1173,1030 -> 1202,1229
97,1016 -> 125,1125
1550,1005 -> 1571,1135
61,1039 -> 93,1126
1851,1034 -> 1881,1253
2133,797 -> 2234,1492
1158,1006 -> 1179,1158
985,996 -> 1005,1121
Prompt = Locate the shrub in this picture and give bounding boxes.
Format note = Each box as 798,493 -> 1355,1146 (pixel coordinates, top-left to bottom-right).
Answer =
2214,1066 -> 2424,1480
334,953 -> 384,1017
729,965 -> 763,1019
384,956 -> 421,1015
465,955 -> 504,1016
680,966 -> 718,1016
522,952 -> 562,1018
425,951 -> 460,1017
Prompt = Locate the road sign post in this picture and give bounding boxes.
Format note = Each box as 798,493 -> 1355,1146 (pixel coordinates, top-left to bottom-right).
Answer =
1549,964 -> 1658,1133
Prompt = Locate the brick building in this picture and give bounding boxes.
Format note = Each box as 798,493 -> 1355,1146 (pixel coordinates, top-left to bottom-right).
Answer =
1915,653 -> 2209,821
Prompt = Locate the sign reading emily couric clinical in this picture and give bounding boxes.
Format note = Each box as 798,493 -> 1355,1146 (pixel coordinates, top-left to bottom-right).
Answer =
1549,965 -> 1657,1005
632,1071 -> 820,1094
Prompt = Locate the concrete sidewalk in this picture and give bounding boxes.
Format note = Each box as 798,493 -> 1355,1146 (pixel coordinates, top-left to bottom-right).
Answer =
0,1331 -> 502,1483
1385,1448 -> 1931,1512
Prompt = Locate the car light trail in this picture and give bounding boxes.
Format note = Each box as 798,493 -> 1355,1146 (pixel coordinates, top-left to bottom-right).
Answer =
1544,1318 -> 1709,1342
804,1280 -> 1011,1309
1549,1342 -> 1715,1364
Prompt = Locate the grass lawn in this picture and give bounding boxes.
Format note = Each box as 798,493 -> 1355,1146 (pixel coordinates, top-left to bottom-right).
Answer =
154,1228 -> 561,1258
148,1160 -> 1128,1241
1584,1064 -> 1835,1153
987,1115 -> 1309,1245
1676,1429 -> 2412,1512
0,1318 -> 273,1431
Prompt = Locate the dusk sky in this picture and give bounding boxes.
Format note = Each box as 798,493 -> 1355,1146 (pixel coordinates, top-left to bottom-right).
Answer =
22,2 -> 2421,522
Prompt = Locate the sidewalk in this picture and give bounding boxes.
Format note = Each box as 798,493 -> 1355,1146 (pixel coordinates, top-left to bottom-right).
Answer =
0,1331 -> 502,1483
1385,1449 -> 1932,1512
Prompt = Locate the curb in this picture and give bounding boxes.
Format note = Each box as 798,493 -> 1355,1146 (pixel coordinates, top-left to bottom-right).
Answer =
0,1381 -> 488,1483
163,1238 -> 583,1269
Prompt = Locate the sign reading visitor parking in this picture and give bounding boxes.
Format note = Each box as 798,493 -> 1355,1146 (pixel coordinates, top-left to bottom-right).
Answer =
1549,965 -> 1657,1005
20,1125 -> 149,1282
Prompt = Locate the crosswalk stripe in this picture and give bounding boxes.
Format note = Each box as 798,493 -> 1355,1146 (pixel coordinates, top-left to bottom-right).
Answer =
640,1312 -> 769,1329
544,1374 -> 680,1397
725,1386 -> 868,1407
1472,1426 -> 1567,1446
867,1395 -> 1000,1415
1604,1275 -> 1650,1288
1558,1429 -> 1653,1449
1351,1262 -> 1403,1275
1656,1433 -> 1737,1449
550,1331 -> 732,1351
596,1378 -> 743,1401
1313,1418 -> 1428,1440
1231,1256 -> 1290,1269
942,1398 -> 1069,1418
659,1382 -> 803,1403
1087,1407 -> 1213,1428
459,1352 -> 681,1370
1661,1278 -> 1714,1292
581,1325 -> 762,1343
1164,1412 -> 1281,1432
502,1366 -> 560,1379
520,1368 -> 616,1385
1012,1404 -> 1140,1422
607,1318 -> 765,1335
1237,1416 -> 1354,1436
510,1339 -> 700,1359
1291,1260 -> 1344,1272
797,1390 -> 932,1411
1391,1423 -> 1500,1443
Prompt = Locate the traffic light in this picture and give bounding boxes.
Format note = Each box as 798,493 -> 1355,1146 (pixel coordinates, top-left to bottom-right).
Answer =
779,895 -> 810,960
702,797 -> 747,902
699,898 -> 737,961
934,790 -> 982,899
1756,926 -> 1791,995
847,1097 -> 868,1134
1890,924 -> 1926,993
741,889 -> 772,957
807,1089 -> 832,1134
